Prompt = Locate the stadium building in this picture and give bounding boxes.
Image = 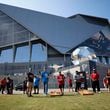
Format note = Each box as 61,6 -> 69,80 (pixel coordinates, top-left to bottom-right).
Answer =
0,3 -> 110,82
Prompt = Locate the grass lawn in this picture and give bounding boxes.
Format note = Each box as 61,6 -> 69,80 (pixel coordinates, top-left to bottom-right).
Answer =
0,92 -> 110,110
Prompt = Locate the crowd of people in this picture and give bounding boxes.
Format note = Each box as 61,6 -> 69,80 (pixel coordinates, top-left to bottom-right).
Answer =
22,68 -> 102,97
0,68 -> 110,96
22,67 -> 50,97
20,67 -> 74,97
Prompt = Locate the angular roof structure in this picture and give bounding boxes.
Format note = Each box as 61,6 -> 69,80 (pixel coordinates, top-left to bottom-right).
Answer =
0,3 -> 109,54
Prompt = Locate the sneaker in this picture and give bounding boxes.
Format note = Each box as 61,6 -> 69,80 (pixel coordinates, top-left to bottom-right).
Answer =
74,92 -> 78,95
43,94 -> 47,96
28,95 -> 33,97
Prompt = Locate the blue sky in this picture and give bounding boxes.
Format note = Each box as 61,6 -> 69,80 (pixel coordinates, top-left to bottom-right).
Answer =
0,0 -> 110,20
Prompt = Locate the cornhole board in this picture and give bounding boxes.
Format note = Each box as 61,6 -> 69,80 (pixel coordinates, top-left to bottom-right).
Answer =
78,90 -> 94,95
50,91 -> 62,97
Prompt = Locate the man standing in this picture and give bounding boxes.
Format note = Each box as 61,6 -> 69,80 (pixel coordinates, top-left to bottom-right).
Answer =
68,76 -> 73,92
57,71 -> 65,95
41,68 -> 49,96
33,75 -> 40,94
23,77 -> 28,94
1,77 -> 7,94
106,69 -> 110,92
75,71 -> 81,92
67,72 -> 73,92
27,70 -> 34,97
6,77 -> 13,94
90,69 -> 100,93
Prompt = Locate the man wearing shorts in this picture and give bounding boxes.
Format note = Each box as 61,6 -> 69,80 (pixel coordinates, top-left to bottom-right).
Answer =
57,71 -> 65,95
27,72 -> 34,97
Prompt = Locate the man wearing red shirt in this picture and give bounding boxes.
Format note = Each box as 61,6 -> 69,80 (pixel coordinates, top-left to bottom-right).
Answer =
90,69 -> 100,93
57,71 -> 65,95
1,77 -> 7,94
106,69 -> 110,92
68,76 -> 73,92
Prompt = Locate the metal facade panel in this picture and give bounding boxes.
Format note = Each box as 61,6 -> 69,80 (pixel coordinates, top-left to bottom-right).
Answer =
102,26 -> 110,40
0,3 -> 108,53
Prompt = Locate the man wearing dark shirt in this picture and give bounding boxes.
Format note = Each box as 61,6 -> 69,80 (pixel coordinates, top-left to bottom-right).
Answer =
23,77 -> 28,94
27,72 -> 34,97
75,71 -> 81,92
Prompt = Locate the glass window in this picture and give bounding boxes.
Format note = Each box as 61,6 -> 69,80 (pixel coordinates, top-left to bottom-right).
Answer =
104,57 -> 109,64
0,15 -> 13,24
108,58 -> 110,64
96,57 -> 99,63
47,46 -> 61,57
0,11 -> 5,16
14,22 -> 27,32
98,56 -> 102,63
31,43 -> 47,62
14,31 -> 29,42
0,49 -> 13,63
15,46 -> 29,62
102,57 -> 107,64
